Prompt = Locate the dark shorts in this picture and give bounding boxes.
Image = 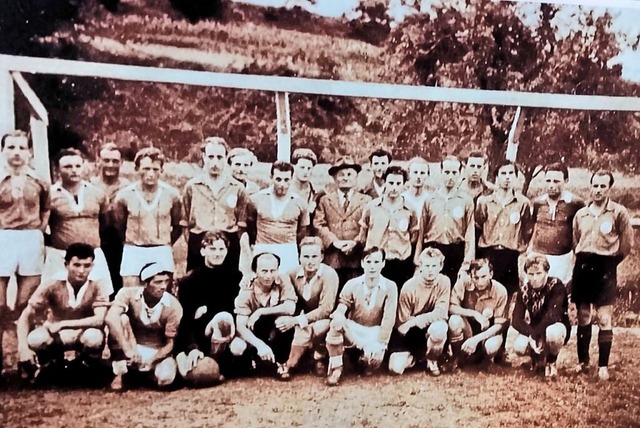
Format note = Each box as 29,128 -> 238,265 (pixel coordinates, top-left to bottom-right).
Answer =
425,241 -> 465,286
512,322 -> 571,346
389,327 -> 428,357
477,247 -> 520,295
572,253 -> 619,306
381,257 -> 415,290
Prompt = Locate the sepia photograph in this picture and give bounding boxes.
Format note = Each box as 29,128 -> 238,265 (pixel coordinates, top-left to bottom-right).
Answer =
0,0 -> 639,426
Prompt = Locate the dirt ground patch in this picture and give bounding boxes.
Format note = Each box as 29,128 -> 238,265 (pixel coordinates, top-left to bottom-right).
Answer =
1,330 -> 639,428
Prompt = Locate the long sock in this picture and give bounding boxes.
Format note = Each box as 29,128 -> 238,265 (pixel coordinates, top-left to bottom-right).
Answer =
598,330 -> 613,367
577,325 -> 592,364
546,352 -> 558,364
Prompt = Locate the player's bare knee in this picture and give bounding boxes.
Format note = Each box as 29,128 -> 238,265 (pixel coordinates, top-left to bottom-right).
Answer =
513,334 -> 530,356
595,307 -> 613,330
388,352 -> 410,375
155,358 -> 177,386
27,327 -> 53,350
484,336 -> 503,358
427,320 -> 448,344
577,305 -> 592,326
448,315 -> 464,338
80,328 -> 105,350
229,337 -> 247,356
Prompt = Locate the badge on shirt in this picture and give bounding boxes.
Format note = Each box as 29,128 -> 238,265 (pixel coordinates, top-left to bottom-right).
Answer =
509,211 -> 520,224
227,193 -> 238,208
600,220 -> 613,234
398,218 -> 409,232
452,206 -> 464,219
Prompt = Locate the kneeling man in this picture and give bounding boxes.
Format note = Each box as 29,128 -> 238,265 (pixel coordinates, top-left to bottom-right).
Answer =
17,243 -> 109,379
106,262 -> 183,390
325,247 -> 398,386
389,248 -> 449,377
512,254 -> 571,378
233,252 -> 297,378
448,258 -> 508,368
277,237 -> 339,379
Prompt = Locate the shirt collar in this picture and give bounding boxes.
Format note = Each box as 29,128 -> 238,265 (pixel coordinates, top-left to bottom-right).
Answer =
372,195 -> 413,211
540,191 -> 573,204
0,166 -> 40,183
488,190 -> 521,206
136,288 -> 172,308
192,171 -> 234,187
295,264 -> 325,280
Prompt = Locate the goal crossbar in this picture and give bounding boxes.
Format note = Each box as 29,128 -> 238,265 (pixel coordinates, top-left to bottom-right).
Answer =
1,54 -> 639,111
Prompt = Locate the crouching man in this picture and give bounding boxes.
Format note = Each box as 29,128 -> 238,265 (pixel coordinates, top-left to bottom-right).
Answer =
175,231 -> 242,386
17,243 -> 109,380
106,262 -> 183,390
388,248 -> 450,377
448,258 -> 508,369
277,237 -> 339,379
324,247 -> 398,386
512,254 -> 571,378
232,252 -> 297,378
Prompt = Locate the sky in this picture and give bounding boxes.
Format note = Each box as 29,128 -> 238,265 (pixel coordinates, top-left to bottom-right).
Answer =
233,0 -> 640,82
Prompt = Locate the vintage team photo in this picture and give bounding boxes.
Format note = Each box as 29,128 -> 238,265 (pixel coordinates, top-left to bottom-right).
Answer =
0,0 -> 639,426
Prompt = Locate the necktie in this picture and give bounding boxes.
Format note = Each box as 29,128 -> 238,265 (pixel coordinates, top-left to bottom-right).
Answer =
342,192 -> 349,211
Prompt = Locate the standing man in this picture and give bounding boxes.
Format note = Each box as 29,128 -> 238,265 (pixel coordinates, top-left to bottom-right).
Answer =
0,130 -> 50,376
416,155 -> 475,286
358,166 -> 418,290
314,157 -> 371,287
324,247 -> 398,386
572,170 -> 633,381
183,137 -> 249,271
246,161 -> 310,273
476,160 -> 532,298
17,243 -> 109,379
359,149 -> 392,199
106,262 -> 183,390
290,148 -> 320,210
511,254 -> 571,378
529,163 -> 585,286
401,157 -> 432,220
448,258 -> 509,369
44,149 -> 113,296
277,237 -> 339,379
227,147 -> 261,195
90,142 -> 130,295
111,147 -> 183,287
458,151 -> 494,204
233,252 -> 297,379
388,248 -> 450,376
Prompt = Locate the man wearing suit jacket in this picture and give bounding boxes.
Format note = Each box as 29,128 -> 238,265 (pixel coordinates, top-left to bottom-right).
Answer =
314,157 -> 372,289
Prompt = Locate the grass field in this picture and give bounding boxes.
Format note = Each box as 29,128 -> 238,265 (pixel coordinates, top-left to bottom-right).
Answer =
1,328 -> 639,427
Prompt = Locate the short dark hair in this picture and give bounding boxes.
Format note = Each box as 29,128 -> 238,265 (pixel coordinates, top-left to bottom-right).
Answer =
469,258 -> 493,275
369,149 -> 392,163
383,165 -> 408,183
291,148 -> 318,166
270,160 -> 294,176
466,151 -> 486,163
544,163 -> 569,181
64,243 -> 96,262
251,252 -> 281,272
1,130 -> 31,149
362,246 -> 386,261
590,169 -> 615,187
493,160 -> 518,179
201,136 -> 229,156
201,230 -> 230,249
55,148 -> 85,167
523,254 -> 550,273
134,147 -> 165,168
441,155 -> 462,171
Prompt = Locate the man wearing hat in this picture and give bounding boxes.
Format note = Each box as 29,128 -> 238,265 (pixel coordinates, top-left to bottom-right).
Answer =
314,156 -> 372,288
106,261 -> 183,390
227,147 -> 261,195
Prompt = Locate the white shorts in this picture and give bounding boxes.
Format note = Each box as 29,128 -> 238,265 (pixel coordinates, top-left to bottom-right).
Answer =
43,247 -> 114,295
343,320 -> 383,351
253,242 -> 298,274
120,244 -> 175,277
0,229 -> 44,277
545,252 -> 575,285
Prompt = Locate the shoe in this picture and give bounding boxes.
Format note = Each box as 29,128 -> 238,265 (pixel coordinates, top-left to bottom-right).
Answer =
574,362 -> 590,375
326,367 -> 342,386
276,363 -> 291,381
426,359 -> 441,377
109,373 -> 124,391
18,361 -> 39,383
544,363 -> 558,378
598,366 -> 610,381
314,360 -> 327,377
176,352 -> 190,378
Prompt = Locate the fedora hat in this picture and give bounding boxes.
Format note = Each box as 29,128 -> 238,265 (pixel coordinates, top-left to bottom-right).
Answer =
328,156 -> 362,176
